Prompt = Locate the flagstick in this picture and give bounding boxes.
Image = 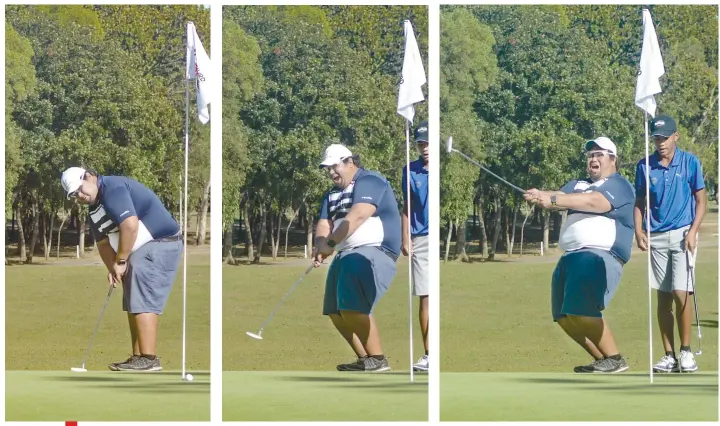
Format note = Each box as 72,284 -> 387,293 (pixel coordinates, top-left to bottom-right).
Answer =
182,76 -> 190,381
644,112 -> 653,384
406,119 -> 414,383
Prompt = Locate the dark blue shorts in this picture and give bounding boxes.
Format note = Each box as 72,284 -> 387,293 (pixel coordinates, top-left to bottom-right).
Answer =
551,248 -> 623,321
122,239 -> 183,314
322,246 -> 397,315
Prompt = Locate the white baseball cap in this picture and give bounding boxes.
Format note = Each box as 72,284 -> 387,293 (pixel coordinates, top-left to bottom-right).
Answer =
584,137 -> 617,156
60,167 -> 87,199
319,144 -> 353,168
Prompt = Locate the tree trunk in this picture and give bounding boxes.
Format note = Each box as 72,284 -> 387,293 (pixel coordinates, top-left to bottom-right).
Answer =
541,210 -> 550,254
253,203 -> 268,264
243,202 -> 254,261
47,211 -> 55,260
197,179 -> 211,245
476,198 -> 489,259
223,227 -> 235,264
42,212 -> 50,260
27,196 -> 40,264
489,202 -> 502,261
304,202 -> 313,257
268,212 -> 277,260
444,220 -> 453,263
57,212 -> 68,259
78,211 -> 86,258
17,205 -> 26,261
520,209 -> 532,257
284,203 -> 303,258
274,212 -> 281,259
455,218 -> 469,262
509,206 -> 518,257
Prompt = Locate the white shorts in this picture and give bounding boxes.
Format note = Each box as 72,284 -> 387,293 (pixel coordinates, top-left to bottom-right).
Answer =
649,226 -> 695,294
411,235 -> 429,296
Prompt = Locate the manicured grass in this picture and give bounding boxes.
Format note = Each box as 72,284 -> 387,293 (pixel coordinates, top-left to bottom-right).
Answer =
222,257 -> 429,421
5,253 -> 210,421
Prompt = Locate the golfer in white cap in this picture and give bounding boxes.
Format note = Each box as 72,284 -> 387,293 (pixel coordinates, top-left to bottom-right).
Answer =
313,144 -> 401,372
523,137 -> 635,373
61,166 -> 183,371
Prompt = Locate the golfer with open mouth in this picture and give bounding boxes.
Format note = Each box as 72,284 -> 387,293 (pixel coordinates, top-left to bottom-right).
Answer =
634,115 -> 707,373
523,137 -> 635,373
313,143 -> 401,372
61,167 -> 183,372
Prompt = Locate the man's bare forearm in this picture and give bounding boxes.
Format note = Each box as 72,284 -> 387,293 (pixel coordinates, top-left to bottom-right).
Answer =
97,240 -> 117,271
116,217 -> 139,261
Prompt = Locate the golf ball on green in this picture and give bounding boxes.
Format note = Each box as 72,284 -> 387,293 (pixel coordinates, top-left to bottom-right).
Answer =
186,373 -> 194,381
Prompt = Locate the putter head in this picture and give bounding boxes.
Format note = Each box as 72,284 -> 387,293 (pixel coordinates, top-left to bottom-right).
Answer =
446,136 -> 453,153
695,349 -> 702,355
246,331 -> 263,340
71,367 -> 87,373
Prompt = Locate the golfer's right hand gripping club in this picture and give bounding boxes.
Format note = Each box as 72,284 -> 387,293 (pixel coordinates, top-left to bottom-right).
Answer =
446,136 -> 527,195
246,265 -> 315,340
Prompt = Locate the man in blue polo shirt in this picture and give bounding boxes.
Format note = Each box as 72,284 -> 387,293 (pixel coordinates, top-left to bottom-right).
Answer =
61,167 -> 183,372
313,143 -> 401,372
634,115 -> 707,373
524,137 -> 635,373
402,121 -> 430,372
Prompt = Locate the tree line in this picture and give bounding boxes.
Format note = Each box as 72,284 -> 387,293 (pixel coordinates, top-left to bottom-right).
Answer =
6,5 -> 211,263
222,6 -> 428,263
440,5 -> 718,261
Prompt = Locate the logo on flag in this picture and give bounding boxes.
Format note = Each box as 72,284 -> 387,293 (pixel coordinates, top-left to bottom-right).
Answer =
186,22 -> 212,124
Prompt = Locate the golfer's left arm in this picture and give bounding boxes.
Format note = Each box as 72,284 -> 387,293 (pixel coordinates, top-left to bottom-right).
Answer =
328,176 -> 382,244
104,188 -> 139,262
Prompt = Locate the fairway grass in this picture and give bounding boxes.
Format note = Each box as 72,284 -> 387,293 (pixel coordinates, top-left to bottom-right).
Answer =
223,257 -> 429,420
5,371 -> 210,421
441,372 -> 718,421
223,371 -> 428,421
6,255 -> 210,421
441,218 -> 718,420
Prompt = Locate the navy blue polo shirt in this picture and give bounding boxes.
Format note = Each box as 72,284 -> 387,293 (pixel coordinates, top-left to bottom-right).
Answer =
401,158 -> 429,236
88,175 -> 180,246
320,169 -> 402,256
635,147 -> 705,233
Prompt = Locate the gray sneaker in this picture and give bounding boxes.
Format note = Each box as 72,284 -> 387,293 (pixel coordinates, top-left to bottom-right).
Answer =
592,356 -> 629,373
109,355 -> 141,371
116,356 -> 162,372
337,357 -> 367,372
345,356 -> 391,372
573,358 -> 604,373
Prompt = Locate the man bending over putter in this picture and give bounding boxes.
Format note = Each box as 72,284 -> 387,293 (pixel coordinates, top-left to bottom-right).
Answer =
523,137 -> 635,373
61,167 -> 183,372
313,144 -> 401,372
402,121 -> 430,372
634,115 -> 706,373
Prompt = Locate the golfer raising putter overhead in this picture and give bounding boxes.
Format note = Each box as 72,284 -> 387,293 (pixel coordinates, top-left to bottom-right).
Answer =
523,137 -> 635,373
61,167 -> 183,372
313,143 -> 401,372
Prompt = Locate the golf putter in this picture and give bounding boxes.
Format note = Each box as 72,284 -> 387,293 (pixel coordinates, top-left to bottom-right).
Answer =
247,265 -> 315,340
687,238 -> 702,356
72,284 -> 114,372
446,136 -> 527,194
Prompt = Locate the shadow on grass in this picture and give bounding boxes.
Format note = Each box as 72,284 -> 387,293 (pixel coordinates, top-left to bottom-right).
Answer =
698,320 -> 718,328
46,375 -> 135,382
277,375 -> 366,383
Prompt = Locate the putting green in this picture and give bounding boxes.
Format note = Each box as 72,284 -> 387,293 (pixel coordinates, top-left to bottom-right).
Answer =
223,371 -> 428,421
441,372 -> 718,421
5,370 -> 210,421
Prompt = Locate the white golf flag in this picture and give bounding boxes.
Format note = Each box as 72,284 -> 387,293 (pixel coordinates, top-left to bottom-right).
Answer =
397,20 -> 426,123
186,22 -> 212,124
635,9 -> 664,117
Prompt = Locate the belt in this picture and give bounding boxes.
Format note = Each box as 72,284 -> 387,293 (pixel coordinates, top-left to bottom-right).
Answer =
375,246 -> 399,263
154,232 -> 183,243
611,252 -> 625,266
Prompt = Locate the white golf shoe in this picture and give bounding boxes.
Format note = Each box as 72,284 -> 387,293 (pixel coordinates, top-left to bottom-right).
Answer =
678,350 -> 698,373
413,354 -> 429,372
652,355 -> 677,373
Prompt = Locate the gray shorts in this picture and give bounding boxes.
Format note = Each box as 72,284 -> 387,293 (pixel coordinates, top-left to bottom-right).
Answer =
551,248 -> 623,321
411,235 -> 429,296
122,238 -> 183,314
650,225 -> 695,294
322,245 -> 397,315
